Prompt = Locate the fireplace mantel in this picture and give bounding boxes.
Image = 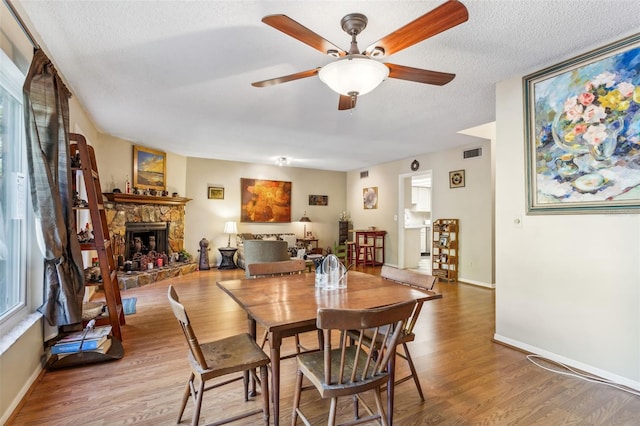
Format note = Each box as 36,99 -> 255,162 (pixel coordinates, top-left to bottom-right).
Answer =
104,193 -> 191,206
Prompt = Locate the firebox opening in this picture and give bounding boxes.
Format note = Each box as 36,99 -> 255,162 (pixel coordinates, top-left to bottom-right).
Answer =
124,222 -> 169,261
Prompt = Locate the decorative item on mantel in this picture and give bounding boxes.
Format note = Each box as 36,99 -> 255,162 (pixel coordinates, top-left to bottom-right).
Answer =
198,238 -> 211,270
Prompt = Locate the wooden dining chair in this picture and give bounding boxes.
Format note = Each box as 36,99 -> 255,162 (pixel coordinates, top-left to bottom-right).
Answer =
167,285 -> 271,426
376,265 -> 438,401
292,300 -> 415,426
247,258 -> 306,277
247,259 -> 312,354
332,244 -> 348,265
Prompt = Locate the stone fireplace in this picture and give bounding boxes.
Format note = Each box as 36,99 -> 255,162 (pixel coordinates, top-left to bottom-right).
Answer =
104,193 -> 190,256
103,193 -> 197,288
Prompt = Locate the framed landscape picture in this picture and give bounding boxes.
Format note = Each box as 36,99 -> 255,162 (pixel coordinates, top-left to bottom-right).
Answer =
133,145 -> 166,191
524,33 -> 640,214
208,186 -> 224,199
240,178 -> 291,222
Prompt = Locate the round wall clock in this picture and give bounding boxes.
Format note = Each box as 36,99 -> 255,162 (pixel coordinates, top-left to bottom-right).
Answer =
410,159 -> 420,171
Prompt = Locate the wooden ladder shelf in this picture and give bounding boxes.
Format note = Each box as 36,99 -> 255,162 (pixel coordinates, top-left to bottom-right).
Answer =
70,133 -> 125,340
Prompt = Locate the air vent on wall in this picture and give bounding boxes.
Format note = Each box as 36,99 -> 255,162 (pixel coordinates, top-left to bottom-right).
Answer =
360,170 -> 369,179
463,147 -> 482,159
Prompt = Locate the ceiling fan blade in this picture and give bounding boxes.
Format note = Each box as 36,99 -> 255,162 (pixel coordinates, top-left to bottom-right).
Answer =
338,94 -> 357,110
252,68 -> 320,87
262,14 -> 346,57
364,0 -> 468,58
386,63 -> 455,85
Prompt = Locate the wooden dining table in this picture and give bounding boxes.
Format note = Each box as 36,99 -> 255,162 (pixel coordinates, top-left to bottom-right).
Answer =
217,270 -> 442,425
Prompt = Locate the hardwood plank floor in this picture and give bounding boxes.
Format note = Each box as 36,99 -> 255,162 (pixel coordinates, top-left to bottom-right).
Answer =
8,266 -> 640,425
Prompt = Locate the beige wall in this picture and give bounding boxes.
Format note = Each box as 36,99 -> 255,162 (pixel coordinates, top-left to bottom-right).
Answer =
495,76 -> 640,388
183,158 -> 346,265
92,133 -> 188,198
346,138 -> 494,286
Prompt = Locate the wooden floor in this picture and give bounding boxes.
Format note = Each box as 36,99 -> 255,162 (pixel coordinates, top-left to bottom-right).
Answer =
9,266 -> 640,425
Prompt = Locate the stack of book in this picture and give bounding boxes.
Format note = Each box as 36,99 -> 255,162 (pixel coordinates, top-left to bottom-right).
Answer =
51,325 -> 112,357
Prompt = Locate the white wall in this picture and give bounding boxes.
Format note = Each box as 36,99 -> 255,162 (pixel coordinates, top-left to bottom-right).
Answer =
346,138 -> 494,286
183,158 -> 346,265
494,76 -> 640,388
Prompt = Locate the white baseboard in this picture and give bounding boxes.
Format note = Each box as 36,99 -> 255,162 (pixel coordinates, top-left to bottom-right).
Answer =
459,277 -> 495,288
0,363 -> 42,425
494,334 -> 640,392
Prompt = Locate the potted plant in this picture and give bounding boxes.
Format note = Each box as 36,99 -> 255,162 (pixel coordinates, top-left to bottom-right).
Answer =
177,249 -> 192,262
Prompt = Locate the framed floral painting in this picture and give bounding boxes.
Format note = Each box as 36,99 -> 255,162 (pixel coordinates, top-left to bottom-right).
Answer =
363,187 -> 378,209
524,33 -> 640,214
240,178 -> 291,222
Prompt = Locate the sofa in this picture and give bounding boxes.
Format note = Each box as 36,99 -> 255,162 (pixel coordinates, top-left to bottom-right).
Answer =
241,240 -> 290,277
236,233 -> 298,271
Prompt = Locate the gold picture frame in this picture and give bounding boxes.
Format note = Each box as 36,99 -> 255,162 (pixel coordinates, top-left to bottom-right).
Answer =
208,186 -> 224,200
133,145 -> 166,191
449,170 -> 465,188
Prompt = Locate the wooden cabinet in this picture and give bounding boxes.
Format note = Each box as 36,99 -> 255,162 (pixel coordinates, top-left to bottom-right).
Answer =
338,220 -> 351,245
70,133 -> 125,341
432,219 -> 458,281
411,187 -> 431,211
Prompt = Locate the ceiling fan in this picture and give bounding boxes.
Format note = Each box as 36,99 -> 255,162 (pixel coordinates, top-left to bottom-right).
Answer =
252,0 -> 468,110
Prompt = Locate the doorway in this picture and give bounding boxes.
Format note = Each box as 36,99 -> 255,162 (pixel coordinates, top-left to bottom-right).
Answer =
397,170 -> 432,271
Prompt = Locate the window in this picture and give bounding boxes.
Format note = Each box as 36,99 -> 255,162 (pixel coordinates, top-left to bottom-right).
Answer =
0,48 -> 27,321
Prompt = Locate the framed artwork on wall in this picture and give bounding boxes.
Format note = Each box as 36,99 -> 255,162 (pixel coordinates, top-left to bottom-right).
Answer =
133,145 -> 166,191
309,194 -> 328,206
363,187 -> 378,209
524,33 -> 640,214
449,170 -> 465,188
240,178 -> 292,222
208,186 -> 224,199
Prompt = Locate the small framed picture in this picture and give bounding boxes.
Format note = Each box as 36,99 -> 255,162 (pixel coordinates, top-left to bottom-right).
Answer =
439,235 -> 449,247
309,194 -> 328,206
449,170 -> 465,188
208,186 -> 224,200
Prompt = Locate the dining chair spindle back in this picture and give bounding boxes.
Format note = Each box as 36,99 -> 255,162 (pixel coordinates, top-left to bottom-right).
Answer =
247,259 -> 313,355
377,265 -> 438,401
167,285 -> 271,425
291,300 -> 416,426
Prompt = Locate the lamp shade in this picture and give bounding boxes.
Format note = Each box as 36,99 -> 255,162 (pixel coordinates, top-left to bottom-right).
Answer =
223,221 -> 237,234
318,55 -> 389,96
299,213 -> 311,222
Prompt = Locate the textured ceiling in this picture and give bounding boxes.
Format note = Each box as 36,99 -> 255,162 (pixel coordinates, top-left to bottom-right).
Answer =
14,0 -> 640,171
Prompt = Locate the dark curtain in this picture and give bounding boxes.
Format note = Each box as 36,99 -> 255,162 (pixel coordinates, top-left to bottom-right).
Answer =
23,49 -> 85,326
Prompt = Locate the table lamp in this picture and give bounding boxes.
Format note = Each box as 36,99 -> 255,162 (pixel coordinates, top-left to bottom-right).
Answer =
223,221 -> 238,247
299,212 -> 311,237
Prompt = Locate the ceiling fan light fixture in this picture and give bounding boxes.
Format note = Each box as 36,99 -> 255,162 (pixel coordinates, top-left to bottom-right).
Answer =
318,55 -> 389,96
276,156 -> 289,167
